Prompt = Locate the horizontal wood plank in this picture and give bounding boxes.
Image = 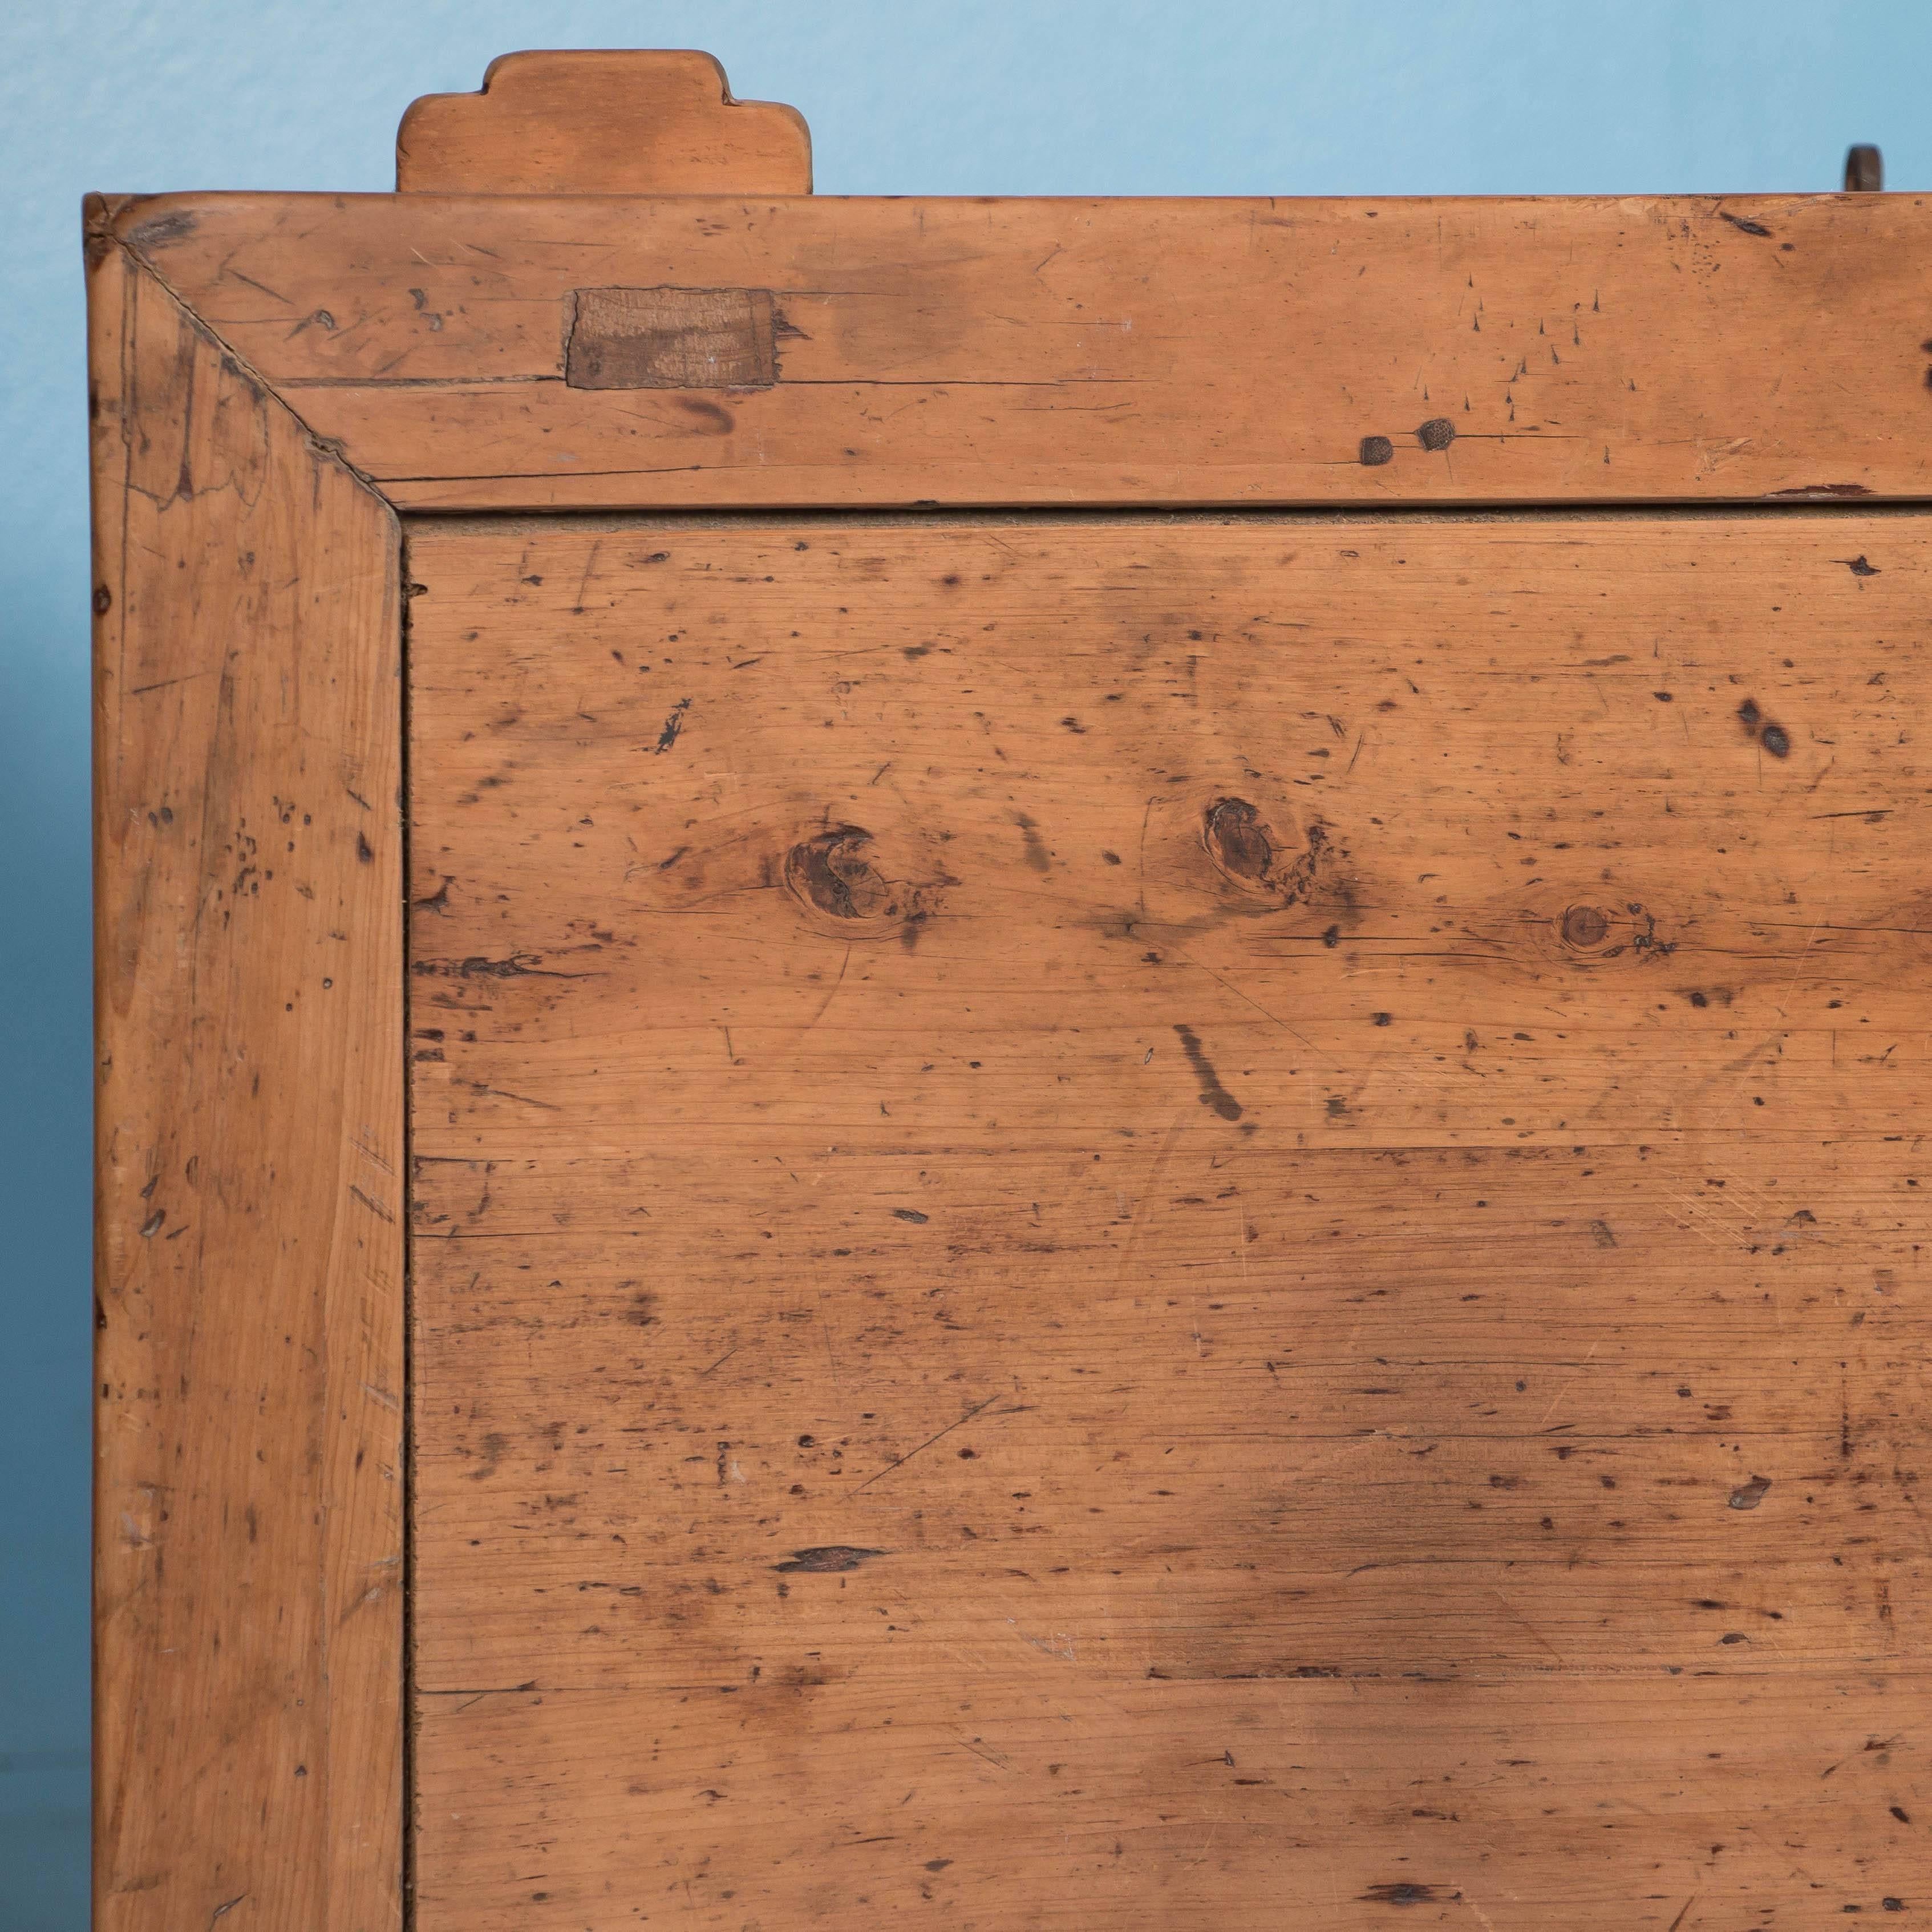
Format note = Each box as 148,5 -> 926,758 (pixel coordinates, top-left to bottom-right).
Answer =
110,190 -> 1932,511
414,1673 -> 1930,1929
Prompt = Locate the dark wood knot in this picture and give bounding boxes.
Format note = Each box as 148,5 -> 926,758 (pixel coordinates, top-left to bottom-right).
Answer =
1202,797 -> 1327,906
1561,904 -> 1610,950
784,826 -> 937,938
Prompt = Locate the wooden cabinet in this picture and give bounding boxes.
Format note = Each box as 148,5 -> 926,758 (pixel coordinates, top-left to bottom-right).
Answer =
91,51 -> 1932,1931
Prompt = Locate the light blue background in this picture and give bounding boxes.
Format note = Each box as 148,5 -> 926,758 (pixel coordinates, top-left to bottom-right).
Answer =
5,2 -> 1929,1922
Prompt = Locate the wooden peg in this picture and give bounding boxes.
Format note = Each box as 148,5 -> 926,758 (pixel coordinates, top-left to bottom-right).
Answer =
396,49 -> 811,195
1844,144 -> 1884,192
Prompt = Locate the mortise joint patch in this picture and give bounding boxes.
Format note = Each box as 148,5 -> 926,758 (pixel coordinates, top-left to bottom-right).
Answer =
566,286 -> 779,390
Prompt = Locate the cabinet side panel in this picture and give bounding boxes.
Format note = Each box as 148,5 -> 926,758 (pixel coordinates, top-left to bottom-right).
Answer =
88,233 -> 406,1932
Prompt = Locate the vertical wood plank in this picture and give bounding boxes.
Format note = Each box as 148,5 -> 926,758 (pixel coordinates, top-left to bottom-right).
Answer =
88,220 -> 405,1932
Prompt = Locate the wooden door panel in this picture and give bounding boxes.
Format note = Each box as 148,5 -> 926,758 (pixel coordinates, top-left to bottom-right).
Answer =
406,513 -> 1932,1927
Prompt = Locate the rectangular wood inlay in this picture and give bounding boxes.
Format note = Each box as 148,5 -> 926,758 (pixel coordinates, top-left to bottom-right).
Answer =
566,286 -> 779,390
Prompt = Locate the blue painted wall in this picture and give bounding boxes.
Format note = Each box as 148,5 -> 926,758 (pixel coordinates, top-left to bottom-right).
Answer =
4,2 -> 1927,1922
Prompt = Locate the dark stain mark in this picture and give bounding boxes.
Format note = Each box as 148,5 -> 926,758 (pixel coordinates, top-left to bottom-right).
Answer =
1013,812 -> 1052,874
1321,924 -> 1340,947
565,286 -> 778,390
1728,1473 -> 1772,1511
1718,210 -> 1773,238
654,697 -> 692,754
1626,906 -> 1675,957
1561,904 -> 1610,949
1358,434 -> 1395,467
674,397 -> 736,436
1893,1807 -> 1913,1824
775,1546 -> 887,1574
1590,1219 -> 1618,1248
1371,1011 -> 1392,1027
1680,986 -> 1736,1008
414,877 -> 451,915
1739,698 -> 1791,758
414,953 -> 588,981
627,1290 -> 658,1327
1174,1023 -> 1242,1121
892,1208 -> 930,1224
925,1859 -> 953,1872
1836,554 -> 1881,577
1416,418 -> 1456,451
1362,1884 -> 1441,1905
125,209 -> 199,253
356,833 -> 375,864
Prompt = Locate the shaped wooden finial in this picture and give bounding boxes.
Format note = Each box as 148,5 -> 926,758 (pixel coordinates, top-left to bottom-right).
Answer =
397,49 -> 811,195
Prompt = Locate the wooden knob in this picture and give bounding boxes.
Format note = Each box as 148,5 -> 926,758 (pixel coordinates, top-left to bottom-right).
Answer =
397,49 -> 812,195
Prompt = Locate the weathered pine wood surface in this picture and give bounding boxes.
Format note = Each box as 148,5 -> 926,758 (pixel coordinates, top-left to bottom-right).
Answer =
407,511 -> 1932,1927
398,50 -> 812,196
88,218 -> 406,1931
110,191 -> 1932,512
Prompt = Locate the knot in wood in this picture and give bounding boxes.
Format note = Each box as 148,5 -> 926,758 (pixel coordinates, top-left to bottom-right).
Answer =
1561,903 -> 1611,950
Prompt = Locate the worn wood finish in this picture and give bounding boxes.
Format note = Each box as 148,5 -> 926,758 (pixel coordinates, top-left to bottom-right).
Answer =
397,50 -> 811,196
88,218 -> 405,1932
114,189 -> 1932,512
406,512 -> 1932,1927
93,50 -> 1932,1930
416,1674 -> 1926,1927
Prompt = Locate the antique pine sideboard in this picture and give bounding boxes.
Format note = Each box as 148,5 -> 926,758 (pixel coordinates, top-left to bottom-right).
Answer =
90,49 -> 1932,1931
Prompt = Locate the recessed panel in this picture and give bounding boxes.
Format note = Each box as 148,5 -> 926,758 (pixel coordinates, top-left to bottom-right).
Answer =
407,514 -> 1932,1928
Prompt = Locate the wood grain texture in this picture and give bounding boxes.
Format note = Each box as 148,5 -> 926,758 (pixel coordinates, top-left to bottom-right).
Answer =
396,50 -> 811,195
114,189 -> 1932,512
405,512 -> 1932,1927
88,216 -> 405,1932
